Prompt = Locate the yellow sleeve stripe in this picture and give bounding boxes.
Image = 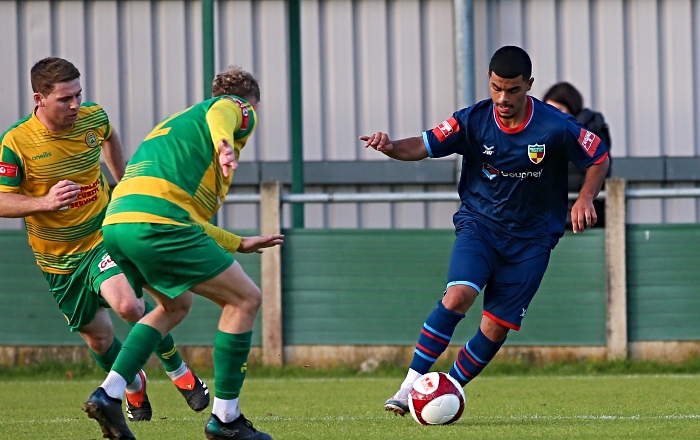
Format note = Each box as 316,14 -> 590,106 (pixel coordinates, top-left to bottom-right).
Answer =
111,175 -> 210,223
207,99 -> 242,151
103,212 -> 189,226
200,221 -> 242,253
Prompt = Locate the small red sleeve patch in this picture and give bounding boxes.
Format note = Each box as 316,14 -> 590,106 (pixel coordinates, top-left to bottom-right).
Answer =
221,96 -> 250,130
432,117 -> 460,142
0,162 -> 18,178
578,128 -> 601,157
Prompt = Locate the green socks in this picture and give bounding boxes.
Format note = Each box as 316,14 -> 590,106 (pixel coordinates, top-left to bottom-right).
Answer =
112,323 -> 162,383
213,330 -> 252,400
89,337 -> 122,373
127,301 -> 184,372
154,333 -> 183,372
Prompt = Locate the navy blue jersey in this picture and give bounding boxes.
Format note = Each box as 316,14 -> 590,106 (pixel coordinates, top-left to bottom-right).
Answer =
423,96 -> 608,248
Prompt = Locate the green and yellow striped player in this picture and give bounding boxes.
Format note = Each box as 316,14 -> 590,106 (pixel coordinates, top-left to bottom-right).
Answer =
84,66 -> 283,440
0,57 -> 210,424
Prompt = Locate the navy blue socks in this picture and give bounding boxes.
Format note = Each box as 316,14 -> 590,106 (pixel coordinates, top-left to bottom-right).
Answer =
409,300 -> 465,374
449,327 -> 505,386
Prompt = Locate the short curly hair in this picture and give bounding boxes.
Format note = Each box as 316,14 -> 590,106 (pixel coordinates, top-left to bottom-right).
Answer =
212,66 -> 260,102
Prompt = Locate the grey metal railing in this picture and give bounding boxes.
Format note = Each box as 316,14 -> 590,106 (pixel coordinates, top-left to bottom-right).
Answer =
224,187 -> 700,205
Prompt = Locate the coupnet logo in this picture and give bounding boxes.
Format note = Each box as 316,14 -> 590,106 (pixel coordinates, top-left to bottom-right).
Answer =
482,163 -> 543,180
501,169 -> 543,180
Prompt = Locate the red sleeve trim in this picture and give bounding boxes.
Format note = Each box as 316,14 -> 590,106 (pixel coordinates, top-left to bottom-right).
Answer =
593,152 -> 609,165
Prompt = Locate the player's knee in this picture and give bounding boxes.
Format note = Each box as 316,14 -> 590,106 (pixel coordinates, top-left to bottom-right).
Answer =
81,331 -> 114,354
481,318 -> 509,342
157,294 -> 193,322
233,285 -> 262,312
443,285 -> 478,313
251,290 -> 263,311
112,299 -> 146,323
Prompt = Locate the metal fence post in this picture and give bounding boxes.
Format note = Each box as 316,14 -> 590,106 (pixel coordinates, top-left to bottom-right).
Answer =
605,178 -> 628,360
260,180 -> 283,366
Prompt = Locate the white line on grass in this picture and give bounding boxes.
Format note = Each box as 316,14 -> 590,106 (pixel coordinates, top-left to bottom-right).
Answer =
474,414 -> 700,421
2,414 -> 699,424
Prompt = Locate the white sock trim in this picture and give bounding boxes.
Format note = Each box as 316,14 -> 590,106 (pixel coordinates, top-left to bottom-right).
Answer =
125,370 -> 144,394
166,362 -> 188,381
212,397 -> 240,423
102,370 -> 129,400
400,368 -> 422,390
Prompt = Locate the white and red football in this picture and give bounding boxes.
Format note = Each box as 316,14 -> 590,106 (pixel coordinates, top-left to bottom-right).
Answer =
408,372 -> 465,425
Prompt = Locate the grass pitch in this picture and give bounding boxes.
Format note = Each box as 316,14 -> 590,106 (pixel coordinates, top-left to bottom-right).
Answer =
1,370 -> 699,440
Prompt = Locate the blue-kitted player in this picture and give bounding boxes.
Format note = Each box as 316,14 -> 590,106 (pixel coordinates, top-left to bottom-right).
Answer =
359,45 -> 610,415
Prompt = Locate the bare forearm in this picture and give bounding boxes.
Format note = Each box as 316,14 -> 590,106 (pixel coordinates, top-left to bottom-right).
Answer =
382,136 -> 428,161
579,157 -> 610,202
102,132 -> 126,183
0,193 -> 50,218
0,180 -> 80,217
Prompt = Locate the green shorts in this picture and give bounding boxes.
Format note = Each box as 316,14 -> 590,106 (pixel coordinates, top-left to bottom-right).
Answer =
102,222 -> 234,299
43,243 -> 125,332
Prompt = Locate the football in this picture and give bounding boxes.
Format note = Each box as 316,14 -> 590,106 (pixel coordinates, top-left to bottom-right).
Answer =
408,372 -> 465,425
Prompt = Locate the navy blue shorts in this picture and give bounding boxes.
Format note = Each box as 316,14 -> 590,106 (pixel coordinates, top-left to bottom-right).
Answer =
446,219 -> 551,330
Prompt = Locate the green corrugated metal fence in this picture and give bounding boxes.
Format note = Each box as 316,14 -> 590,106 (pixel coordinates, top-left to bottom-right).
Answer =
0,225 -> 697,346
281,229 -> 606,346
0,230 -> 262,346
627,224 -> 700,341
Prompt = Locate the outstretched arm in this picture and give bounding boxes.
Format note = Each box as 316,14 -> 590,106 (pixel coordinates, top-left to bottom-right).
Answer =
359,133 -> 428,161
198,220 -> 284,253
238,234 -> 285,254
571,156 -> 610,233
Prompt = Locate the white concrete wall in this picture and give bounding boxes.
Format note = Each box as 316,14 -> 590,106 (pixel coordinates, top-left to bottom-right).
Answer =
1,0 -> 698,229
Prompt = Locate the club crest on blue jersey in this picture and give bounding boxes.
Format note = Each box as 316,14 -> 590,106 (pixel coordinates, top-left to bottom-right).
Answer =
527,144 -> 545,164
482,163 -> 499,180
